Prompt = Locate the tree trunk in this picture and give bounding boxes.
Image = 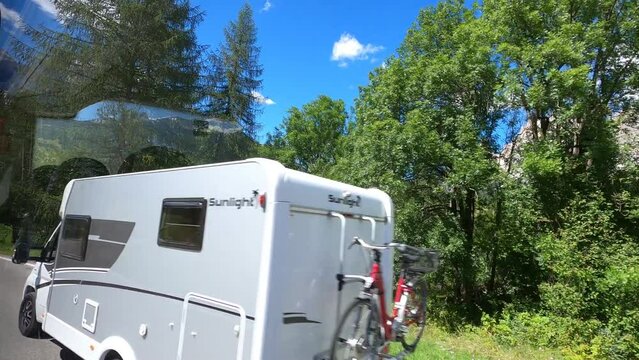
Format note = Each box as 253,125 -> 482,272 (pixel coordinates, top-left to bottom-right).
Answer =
572,118 -> 584,156
488,198 -> 502,295
459,189 -> 476,308
540,116 -> 549,139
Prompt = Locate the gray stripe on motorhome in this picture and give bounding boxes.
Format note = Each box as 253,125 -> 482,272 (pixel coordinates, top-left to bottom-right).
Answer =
56,220 -> 134,269
90,219 -> 135,244
39,280 -> 256,320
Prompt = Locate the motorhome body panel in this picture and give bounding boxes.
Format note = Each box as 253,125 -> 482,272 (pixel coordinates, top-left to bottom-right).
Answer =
42,159 -> 394,360
256,166 -> 394,359
276,169 -> 389,219
260,208 -> 392,359
46,162 -> 268,359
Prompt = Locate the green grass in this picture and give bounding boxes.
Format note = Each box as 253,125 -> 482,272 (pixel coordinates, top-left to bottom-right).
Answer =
387,324 -> 563,360
0,225 -> 43,258
0,224 -> 12,256
0,242 -> 12,256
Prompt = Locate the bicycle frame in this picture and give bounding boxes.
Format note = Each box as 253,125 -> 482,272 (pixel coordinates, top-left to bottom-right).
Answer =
366,249 -> 413,342
334,237 -> 435,359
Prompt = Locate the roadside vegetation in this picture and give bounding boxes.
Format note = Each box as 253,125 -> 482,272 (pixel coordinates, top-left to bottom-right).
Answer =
262,1 -> 639,358
411,324 -> 563,360
0,224 -> 12,255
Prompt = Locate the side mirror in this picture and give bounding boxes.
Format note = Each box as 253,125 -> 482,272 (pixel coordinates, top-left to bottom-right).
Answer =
11,241 -> 30,264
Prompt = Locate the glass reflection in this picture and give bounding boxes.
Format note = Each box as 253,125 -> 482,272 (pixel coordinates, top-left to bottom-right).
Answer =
0,1 -> 255,248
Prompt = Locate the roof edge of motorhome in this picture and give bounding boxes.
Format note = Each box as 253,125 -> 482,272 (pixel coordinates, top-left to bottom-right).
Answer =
64,158 -> 284,182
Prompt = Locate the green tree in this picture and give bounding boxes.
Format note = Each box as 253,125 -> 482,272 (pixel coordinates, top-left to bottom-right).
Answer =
118,146 -> 192,173
205,3 -> 263,139
262,95 -> 348,174
335,0 -> 503,319
484,0 -> 639,216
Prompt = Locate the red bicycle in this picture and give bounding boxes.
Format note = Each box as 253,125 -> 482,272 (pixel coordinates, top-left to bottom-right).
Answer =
331,237 -> 439,360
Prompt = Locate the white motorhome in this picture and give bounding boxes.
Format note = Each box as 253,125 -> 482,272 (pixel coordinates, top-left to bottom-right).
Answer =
14,158 -> 394,360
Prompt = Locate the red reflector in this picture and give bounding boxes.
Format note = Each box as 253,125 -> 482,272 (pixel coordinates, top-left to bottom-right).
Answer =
258,194 -> 266,208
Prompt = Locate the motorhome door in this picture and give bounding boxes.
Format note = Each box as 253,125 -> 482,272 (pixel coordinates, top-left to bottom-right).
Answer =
176,292 -> 247,360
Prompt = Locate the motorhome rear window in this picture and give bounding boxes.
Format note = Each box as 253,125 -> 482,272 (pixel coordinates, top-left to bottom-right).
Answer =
60,215 -> 91,261
158,198 -> 207,251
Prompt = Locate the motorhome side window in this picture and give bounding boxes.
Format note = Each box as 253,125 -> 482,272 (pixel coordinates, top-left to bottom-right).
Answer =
158,198 -> 207,251
60,216 -> 91,261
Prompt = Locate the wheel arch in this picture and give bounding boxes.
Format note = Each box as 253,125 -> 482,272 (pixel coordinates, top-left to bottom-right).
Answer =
102,350 -> 121,360
98,336 -> 135,360
23,285 -> 36,297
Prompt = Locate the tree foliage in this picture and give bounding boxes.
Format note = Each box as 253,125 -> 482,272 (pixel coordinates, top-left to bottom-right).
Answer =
262,95 -> 347,174
337,1 -> 504,319
262,0 -> 639,355
13,0 -> 204,113
205,3 -> 263,140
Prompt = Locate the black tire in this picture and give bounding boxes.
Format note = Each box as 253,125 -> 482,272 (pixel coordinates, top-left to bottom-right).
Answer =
330,299 -> 383,360
399,275 -> 428,351
18,292 -> 40,337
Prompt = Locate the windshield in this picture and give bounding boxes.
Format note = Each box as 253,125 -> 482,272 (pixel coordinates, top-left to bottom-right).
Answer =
0,1 -> 286,247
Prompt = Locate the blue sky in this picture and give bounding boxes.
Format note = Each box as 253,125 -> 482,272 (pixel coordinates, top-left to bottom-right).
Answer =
196,1 -> 434,140
1,0 -> 441,140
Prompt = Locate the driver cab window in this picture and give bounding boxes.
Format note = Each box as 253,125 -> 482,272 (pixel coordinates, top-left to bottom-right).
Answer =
60,216 -> 91,261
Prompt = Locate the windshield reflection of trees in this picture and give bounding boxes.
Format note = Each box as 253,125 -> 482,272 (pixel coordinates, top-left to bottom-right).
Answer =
0,1 -> 262,248
5,100 -> 251,246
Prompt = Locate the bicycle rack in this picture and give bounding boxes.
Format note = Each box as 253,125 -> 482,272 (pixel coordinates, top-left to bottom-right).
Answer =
362,216 -> 376,243
330,212 -> 412,360
330,211 -> 347,326
360,216 -> 378,263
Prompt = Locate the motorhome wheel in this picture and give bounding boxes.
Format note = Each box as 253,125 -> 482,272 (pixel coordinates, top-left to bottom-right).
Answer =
18,292 -> 40,337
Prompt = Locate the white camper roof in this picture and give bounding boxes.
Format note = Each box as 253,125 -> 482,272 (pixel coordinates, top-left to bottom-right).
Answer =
60,158 -> 392,221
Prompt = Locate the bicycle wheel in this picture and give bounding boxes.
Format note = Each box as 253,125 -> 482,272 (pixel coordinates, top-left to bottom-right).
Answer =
330,298 -> 383,360
399,275 -> 427,351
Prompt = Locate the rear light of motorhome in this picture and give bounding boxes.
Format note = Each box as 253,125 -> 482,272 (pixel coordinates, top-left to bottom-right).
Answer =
259,194 -> 266,209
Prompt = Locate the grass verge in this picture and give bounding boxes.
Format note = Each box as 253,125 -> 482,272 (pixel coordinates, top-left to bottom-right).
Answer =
0,224 -> 12,256
391,324 -> 562,360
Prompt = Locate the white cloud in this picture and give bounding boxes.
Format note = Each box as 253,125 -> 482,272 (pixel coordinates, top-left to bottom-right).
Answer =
31,0 -> 57,18
252,90 -> 275,105
261,0 -> 272,12
331,33 -> 383,67
0,3 -> 24,28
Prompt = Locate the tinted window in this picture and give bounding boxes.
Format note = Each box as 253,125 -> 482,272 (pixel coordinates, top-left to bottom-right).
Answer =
60,216 -> 91,261
158,199 -> 207,251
